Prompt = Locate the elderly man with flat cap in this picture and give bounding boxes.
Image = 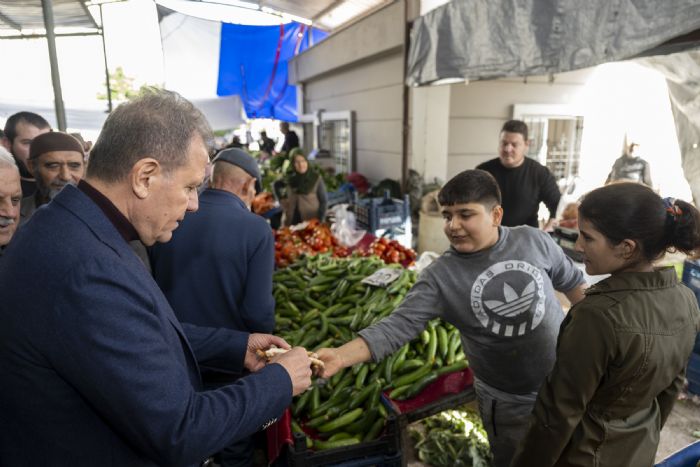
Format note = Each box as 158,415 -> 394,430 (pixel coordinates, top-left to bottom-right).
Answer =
150,147 -> 276,466
20,131 -> 85,226
0,90 -> 312,466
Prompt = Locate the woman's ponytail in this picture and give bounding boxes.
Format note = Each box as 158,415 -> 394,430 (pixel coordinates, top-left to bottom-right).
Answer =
665,198 -> 700,258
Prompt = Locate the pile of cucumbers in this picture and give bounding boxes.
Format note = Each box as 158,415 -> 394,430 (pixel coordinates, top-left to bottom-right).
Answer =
273,253 -> 469,451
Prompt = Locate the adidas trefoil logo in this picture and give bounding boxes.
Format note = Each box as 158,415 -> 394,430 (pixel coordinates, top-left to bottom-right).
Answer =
484,281 -> 536,318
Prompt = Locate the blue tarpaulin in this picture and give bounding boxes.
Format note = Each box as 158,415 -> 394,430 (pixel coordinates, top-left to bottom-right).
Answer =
217,22 -> 327,122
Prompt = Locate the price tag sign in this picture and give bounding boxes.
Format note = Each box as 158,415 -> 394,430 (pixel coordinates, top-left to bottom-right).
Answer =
362,267 -> 402,287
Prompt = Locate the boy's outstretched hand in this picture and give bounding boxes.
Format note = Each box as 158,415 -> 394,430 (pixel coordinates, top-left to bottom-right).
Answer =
315,348 -> 344,379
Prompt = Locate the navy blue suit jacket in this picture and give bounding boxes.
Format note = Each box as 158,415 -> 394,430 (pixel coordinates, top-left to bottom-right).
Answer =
150,189 -> 275,336
0,185 -> 292,466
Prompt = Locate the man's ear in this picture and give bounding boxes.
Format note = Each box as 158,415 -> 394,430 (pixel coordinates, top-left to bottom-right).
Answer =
491,204 -> 504,226
1,136 -> 11,152
130,158 -> 161,199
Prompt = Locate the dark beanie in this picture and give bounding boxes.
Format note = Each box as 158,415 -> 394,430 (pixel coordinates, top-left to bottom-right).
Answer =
29,131 -> 84,160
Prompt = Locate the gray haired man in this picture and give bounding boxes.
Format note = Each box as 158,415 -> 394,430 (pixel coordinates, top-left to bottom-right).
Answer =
0,147 -> 21,255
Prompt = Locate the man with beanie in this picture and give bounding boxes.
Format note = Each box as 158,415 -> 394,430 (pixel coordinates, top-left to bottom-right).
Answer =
2,111 -> 51,197
20,131 -> 86,226
150,147 -> 275,466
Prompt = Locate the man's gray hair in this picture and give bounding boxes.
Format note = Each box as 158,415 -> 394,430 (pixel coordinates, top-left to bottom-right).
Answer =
0,147 -> 18,172
87,88 -> 213,182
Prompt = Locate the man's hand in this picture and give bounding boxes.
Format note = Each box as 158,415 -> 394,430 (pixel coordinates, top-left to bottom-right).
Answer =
315,348 -> 344,379
271,347 -> 312,396
245,333 -> 290,372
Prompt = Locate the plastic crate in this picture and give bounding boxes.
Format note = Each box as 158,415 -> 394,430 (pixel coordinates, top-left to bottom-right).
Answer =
327,189 -> 354,208
655,440 -> 700,467
383,385 -> 477,424
329,451 -> 401,467
682,260 -> 700,306
286,415 -> 401,467
350,192 -> 410,232
687,352 -> 700,395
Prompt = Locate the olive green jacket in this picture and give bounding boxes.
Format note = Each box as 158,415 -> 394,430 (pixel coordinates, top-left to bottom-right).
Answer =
512,267 -> 700,467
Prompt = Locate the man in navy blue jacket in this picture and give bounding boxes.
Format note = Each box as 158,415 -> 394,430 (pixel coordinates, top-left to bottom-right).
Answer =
0,90 -> 312,467
150,148 -> 276,466
151,147 -> 275,337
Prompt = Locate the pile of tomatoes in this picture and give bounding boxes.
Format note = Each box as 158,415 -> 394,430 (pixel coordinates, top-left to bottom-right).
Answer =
274,219 -> 351,267
274,220 -> 417,268
364,237 -> 417,266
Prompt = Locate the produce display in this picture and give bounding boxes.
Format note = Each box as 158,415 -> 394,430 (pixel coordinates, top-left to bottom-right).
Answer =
367,237 -> 417,265
274,220 -> 350,267
251,191 -> 276,215
272,254 -> 468,452
274,220 -> 416,268
410,409 -> 491,467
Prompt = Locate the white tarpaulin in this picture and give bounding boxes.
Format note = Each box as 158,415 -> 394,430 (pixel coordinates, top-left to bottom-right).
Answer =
0,95 -> 244,134
407,0 -> 700,86
638,51 -> 700,204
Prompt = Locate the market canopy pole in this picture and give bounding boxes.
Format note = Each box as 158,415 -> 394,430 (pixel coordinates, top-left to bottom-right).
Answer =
41,0 -> 68,131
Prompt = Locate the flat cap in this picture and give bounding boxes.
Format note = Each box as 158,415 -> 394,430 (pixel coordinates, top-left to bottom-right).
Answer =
212,148 -> 262,193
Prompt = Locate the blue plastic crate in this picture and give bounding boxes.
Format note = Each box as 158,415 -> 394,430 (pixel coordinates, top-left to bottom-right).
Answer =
350,193 -> 410,232
655,440 -> 700,467
682,260 -> 700,305
327,189 -> 354,208
687,352 -> 700,395
682,261 -> 700,353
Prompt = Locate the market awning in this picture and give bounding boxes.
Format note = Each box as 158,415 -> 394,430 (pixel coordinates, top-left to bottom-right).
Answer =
0,0 -> 98,35
407,0 -> 700,86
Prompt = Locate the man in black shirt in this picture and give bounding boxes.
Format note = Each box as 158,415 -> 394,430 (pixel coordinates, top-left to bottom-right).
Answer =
279,121 -> 299,154
477,120 -> 560,228
2,111 -> 51,197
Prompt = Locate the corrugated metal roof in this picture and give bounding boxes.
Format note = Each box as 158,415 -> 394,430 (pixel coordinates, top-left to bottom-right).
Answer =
261,0 -> 389,30
0,0 -> 98,33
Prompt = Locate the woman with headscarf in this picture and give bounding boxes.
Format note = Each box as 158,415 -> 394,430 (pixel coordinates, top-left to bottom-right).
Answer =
282,149 -> 327,226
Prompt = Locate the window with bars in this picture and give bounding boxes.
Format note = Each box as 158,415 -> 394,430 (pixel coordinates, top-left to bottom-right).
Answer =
513,105 -> 584,182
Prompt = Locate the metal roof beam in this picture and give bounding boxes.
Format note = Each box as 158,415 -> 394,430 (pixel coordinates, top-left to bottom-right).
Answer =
0,11 -> 22,30
78,0 -> 99,29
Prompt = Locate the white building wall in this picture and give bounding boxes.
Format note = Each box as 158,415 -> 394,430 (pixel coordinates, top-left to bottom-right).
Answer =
289,2 -> 406,182
446,69 -> 593,179
303,52 -> 404,181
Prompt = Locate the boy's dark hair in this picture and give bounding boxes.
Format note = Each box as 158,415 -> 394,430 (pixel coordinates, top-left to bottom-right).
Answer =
579,182 -> 700,261
3,112 -> 51,143
501,120 -> 528,142
438,169 -> 501,208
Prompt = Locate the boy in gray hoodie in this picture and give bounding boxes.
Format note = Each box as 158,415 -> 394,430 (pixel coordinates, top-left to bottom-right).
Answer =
318,169 -> 586,467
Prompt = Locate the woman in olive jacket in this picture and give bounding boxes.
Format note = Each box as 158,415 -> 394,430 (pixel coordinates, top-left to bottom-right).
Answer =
512,183 -> 700,467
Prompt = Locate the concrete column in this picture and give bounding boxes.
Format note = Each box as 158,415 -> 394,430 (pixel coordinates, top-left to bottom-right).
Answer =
410,85 -> 450,184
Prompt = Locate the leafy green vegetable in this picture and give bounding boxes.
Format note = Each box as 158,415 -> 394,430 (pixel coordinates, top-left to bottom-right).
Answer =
409,408 -> 491,467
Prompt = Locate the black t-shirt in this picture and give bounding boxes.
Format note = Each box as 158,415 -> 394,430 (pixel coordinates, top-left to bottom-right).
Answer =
477,157 -> 561,228
281,131 -> 299,153
14,156 -> 36,197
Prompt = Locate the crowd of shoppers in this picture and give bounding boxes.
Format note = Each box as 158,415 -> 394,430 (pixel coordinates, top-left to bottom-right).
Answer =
0,98 -> 698,467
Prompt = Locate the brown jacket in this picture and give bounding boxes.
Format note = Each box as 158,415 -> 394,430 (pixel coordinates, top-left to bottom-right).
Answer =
512,267 -> 700,467
282,177 -> 327,226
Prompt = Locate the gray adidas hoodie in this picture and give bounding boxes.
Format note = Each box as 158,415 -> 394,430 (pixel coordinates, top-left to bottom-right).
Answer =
359,225 -> 584,395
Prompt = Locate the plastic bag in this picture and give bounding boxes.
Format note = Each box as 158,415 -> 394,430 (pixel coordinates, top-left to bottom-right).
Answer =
329,204 -> 366,247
